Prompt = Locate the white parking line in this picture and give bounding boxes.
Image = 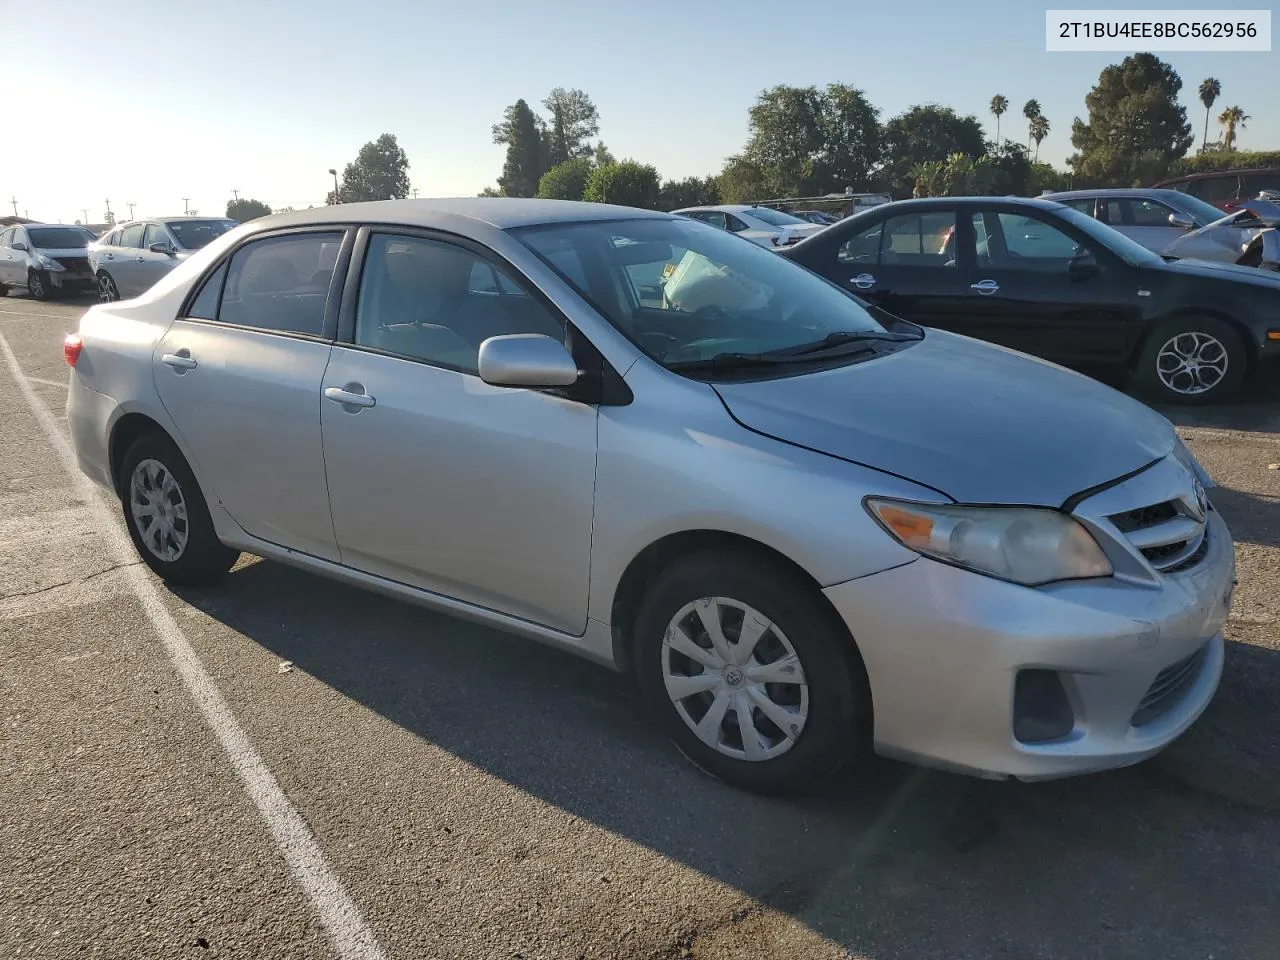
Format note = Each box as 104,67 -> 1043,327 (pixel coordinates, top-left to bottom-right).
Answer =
28,376 -> 68,389
0,331 -> 388,960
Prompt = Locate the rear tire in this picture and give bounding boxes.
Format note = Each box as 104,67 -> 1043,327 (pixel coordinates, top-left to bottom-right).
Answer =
119,432 -> 239,585
633,550 -> 866,795
27,269 -> 49,301
0,281 -> 8,297
98,271 -> 120,303
1136,316 -> 1248,405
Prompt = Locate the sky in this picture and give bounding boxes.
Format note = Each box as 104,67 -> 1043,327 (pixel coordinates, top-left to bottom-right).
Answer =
4,0 -> 1275,224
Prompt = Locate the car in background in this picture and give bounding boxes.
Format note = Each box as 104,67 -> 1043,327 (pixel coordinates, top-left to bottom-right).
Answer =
1154,167 -> 1280,212
1164,197 -> 1280,271
89,217 -> 238,301
673,204 -> 826,248
0,223 -> 97,299
1044,188 -> 1230,255
791,210 -> 842,225
64,197 -> 1233,794
782,196 -> 1280,404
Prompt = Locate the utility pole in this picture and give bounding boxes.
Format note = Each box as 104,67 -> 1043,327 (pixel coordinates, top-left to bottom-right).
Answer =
182,197 -> 190,215
412,187 -> 419,199
104,198 -> 113,218
126,202 -> 136,219
82,209 -> 89,224
9,197 -> 16,216
231,188 -> 239,201
328,169 -> 340,203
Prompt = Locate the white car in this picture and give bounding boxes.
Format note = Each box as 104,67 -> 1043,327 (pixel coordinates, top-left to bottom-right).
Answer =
0,223 -> 98,299
1164,198 -> 1280,271
673,205 -> 826,249
1043,189 -> 1246,257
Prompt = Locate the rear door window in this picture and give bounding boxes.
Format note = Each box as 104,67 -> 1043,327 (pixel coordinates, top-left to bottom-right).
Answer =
1191,176 -> 1240,204
1125,198 -> 1178,227
217,232 -> 343,336
1241,172 -> 1280,196
879,211 -> 957,267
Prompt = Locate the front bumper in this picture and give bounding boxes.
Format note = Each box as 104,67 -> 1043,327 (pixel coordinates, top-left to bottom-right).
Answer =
43,268 -> 96,292
824,508 -> 1234,780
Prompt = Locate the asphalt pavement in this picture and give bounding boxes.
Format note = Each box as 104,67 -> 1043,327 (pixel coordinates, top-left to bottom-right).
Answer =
1,295 -> 1278,960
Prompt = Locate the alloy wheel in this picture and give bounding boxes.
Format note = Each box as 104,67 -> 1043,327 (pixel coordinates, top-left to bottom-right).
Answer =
98,273 -> 119,302
661,597 -> 809,761
129,458 -> 189,562
1156,332 -> 1228,396
28,272 -> 45,299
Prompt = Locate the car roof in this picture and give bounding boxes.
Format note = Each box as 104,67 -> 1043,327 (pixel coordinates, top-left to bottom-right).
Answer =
1044,188 -> 1188,200
1156,167 -> 1280,183
261,198 -> 675,231
672,204 -> 758,214
852,197 -> 1067,212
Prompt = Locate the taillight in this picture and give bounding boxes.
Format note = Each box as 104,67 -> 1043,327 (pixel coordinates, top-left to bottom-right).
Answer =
63,333 -> 83,367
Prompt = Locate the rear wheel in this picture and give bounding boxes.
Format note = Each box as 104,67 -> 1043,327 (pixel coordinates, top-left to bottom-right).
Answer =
98,271 -> 120,302
633,550 -> 865,795
119,432 -> 239,584
1136,316 -> 1248,405
27,269 -> 49,301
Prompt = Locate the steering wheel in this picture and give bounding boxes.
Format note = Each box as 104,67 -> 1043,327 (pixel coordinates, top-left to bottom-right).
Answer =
692,304 -> 729,322
638,330 -> 679,358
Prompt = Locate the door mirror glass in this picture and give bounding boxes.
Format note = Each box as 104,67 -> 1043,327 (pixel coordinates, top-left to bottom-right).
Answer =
1068,251 -> 1100,279
478,334 -> 579,388
1168,212 -> 1195,230
12,242 -> 27,252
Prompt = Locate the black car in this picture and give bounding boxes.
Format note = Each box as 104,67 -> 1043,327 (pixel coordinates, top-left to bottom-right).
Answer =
781,196 -> 1280,403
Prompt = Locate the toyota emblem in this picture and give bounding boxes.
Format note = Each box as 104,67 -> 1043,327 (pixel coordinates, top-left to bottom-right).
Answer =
1193,480 -> 1208,520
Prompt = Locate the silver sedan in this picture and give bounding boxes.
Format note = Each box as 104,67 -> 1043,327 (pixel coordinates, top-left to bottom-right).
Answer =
64,199 -> 1235,793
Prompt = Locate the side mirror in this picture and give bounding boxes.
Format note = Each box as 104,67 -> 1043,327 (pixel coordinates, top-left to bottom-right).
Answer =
148,241 -> 175,256
11,242 -> 27,252
1168,212 -> 1195,230
1068,251 -> 1100,280
478,334 -> 579,388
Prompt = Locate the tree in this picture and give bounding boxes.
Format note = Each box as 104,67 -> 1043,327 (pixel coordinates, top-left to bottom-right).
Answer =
983,141 -> 1033,195
1198,78 -> 1221,152
226,198 -> 272,221
1029,115 -> 1050,161
594,142 -> 616,167
1217,106 -> 1249,151
657,176 -> 721,211
492,99 -> 546,197
989,94 -> 1008,144
737,83 -> 881,197
478,186 -> 502,197
537,157 -> 593,201
1068,54 -> 1193,186
583,160 -> 660,208
335,133 -> 411,202
716,156 -> 770,204
1022,99 -> 1042,151
1028,162 -> 1070,194
542,88 -> 600,166
880,105 -> 986,196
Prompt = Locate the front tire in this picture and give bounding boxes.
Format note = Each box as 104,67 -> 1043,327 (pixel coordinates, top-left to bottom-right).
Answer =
27,269 -> 49,301
633,550 -> 865,795
119,432 -> 239,584
1136,316 -> 1247,405
98,271 -> 120,303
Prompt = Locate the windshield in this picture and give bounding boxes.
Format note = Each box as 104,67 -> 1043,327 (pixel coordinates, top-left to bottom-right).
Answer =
1167,193 -> 1230,226
514,217 -> 890,372
166,219 -> 237,250
27,228 -> 90,249
745,207 -> 807,227
1054,206 -> 1163,267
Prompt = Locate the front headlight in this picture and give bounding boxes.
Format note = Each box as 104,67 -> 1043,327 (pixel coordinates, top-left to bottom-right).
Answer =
35,254 -> 65,271
866,499 -> 1112,586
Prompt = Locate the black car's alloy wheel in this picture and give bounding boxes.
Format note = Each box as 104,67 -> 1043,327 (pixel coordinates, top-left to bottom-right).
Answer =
1137,317 -> 1247,405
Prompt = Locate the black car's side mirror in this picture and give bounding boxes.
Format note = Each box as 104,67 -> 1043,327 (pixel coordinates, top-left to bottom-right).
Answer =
1068,251 -> 1100,280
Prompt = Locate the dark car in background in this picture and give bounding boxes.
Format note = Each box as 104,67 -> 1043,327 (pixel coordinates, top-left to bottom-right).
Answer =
781,196 -> 1280,404
1154,167 -> 1280,212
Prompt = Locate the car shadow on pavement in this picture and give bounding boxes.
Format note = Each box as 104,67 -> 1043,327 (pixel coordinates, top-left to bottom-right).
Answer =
171,555 -> 1280,960
1210,486 -> 1280,548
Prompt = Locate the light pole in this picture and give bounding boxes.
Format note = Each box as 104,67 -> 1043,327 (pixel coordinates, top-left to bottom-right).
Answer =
328,168 -> 340,203
182,197 -> 190,215
126,202 -> 136,219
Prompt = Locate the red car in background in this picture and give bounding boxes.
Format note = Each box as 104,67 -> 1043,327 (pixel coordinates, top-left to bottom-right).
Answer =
1154,167 -> 1280,212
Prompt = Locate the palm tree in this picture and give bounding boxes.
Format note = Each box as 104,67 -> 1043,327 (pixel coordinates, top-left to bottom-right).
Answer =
1029,115 -> 1050,162
1198,78 -> 1221,152
1022,99 -> 1042,152
989,95 -> 1009,145
1217,105 -> 1249,151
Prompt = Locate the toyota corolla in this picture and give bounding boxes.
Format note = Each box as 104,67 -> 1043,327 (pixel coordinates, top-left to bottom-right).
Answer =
64,199 -> 1234,793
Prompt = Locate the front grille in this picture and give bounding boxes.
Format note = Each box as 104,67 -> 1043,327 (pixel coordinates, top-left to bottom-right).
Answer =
54,256 -> 91,273
1132,645 -> 1208,727
1106,497 -> 1207,574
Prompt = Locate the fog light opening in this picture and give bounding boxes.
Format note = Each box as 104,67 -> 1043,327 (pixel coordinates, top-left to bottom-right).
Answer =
1013,669 -> 1075,744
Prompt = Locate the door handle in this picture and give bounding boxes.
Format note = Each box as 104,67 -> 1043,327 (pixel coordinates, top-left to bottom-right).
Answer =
850,273 -> 876,290
324,385 -> 376,409
970,279 -> 1000,295
161,352 -> 198,370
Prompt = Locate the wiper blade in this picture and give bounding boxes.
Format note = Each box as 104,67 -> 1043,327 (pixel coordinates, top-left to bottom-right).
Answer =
666,351 -> 839,373
774,329 -> 922,356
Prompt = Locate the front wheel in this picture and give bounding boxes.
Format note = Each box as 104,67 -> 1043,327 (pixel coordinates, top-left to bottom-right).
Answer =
1136,317 -> 1248,405
27,269 -> 49,301
633,551 -> 866,795
119,432 -> 239,584
98,271 -> 120,302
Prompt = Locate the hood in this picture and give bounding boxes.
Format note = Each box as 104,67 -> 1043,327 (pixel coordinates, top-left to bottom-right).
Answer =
713,331 -> 1175,506
1156,254 -> 1280,288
